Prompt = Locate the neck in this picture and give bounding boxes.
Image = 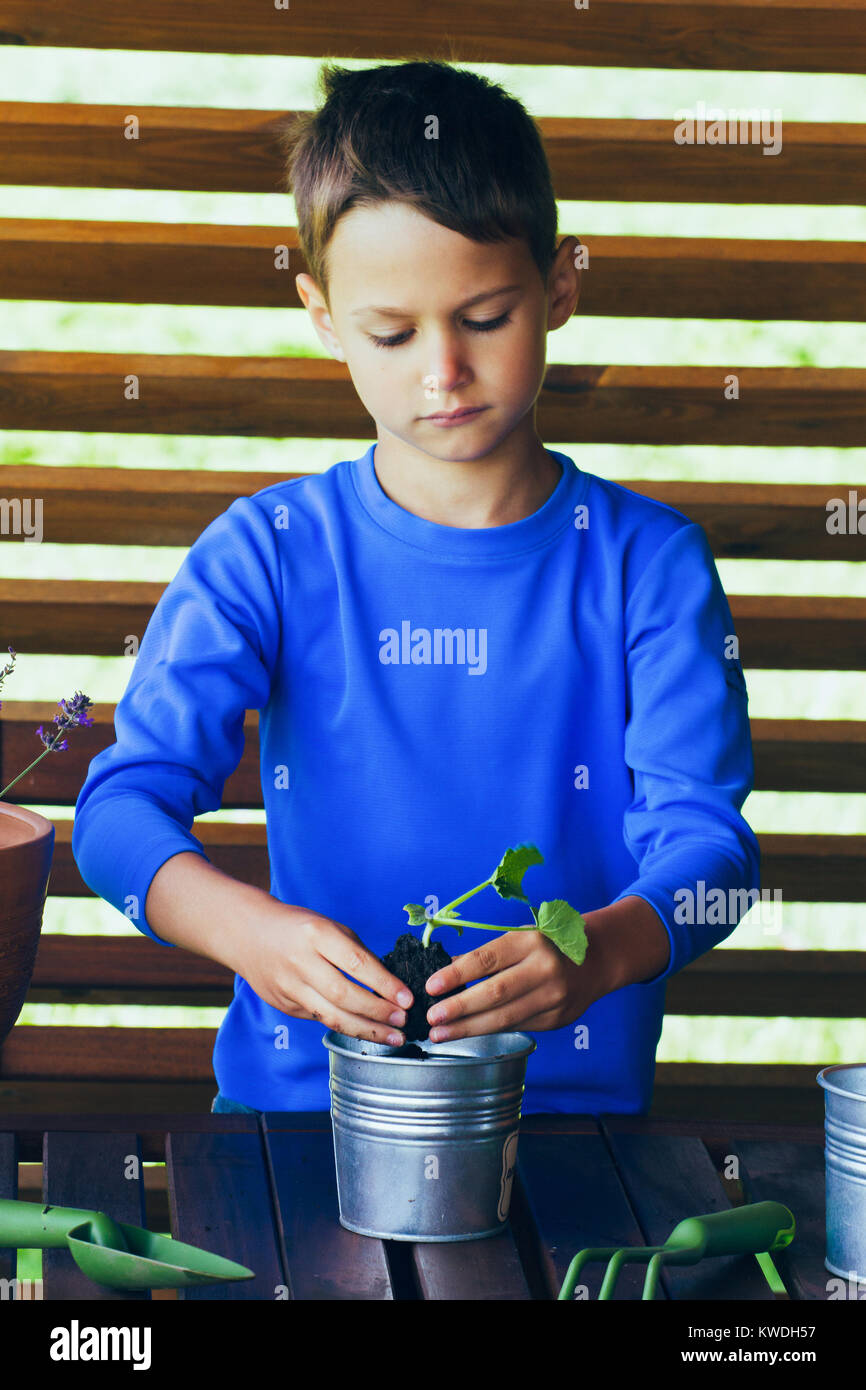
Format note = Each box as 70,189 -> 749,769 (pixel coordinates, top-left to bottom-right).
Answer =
372,433 -> 562,529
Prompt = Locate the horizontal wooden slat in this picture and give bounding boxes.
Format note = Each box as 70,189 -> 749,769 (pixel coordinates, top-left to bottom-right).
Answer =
22,936 -> 866,1018
0,0 -> 863,73
1,354 -> 864,446
652,1064 -> 826,1125
3,467 -> 865,560
747,833 -> 865,900
20,820 -> 866,904
27,935 -> 235,1007
0,1080 -> 221,1117
0,705 -> 260,806
1,1111 -> 259,1158
664,948 -> 866,1018
0,1074 -> 825,1124
749,718 -> 866,790
0,1031 -> 830,1124
598,1114 -> 822,1143
0,1027 -> 217,1080
1,582 -> 863,667
728,595 -> 866,668
3,222 -> 866,322
2,104 -> 864,204
4,703 -> 865,797
0,1112 -> 818,1141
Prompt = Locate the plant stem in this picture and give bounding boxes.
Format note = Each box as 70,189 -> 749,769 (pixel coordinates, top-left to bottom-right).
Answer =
421,916 -> 540,947
438,878 -> 492,915
420,877 -> 492,947
0,747 -> 53,800
419,871 -> 540,947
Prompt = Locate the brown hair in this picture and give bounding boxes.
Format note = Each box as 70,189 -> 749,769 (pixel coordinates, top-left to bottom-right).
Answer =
279,58 -> 559,312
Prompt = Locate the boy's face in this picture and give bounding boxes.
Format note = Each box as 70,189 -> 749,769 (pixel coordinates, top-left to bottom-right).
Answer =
296,202 -> 579,466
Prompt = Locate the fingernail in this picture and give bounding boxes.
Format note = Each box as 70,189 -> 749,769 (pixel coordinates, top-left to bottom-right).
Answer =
397,989 -> 412,1007
428,1006 -> 445,1024
427,975 -> 442,993
389,1009 -> 406,1026
387,1032 -> 404,1047
429,1026 -> 450,1042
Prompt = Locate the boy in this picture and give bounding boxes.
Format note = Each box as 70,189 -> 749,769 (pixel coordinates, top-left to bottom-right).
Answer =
73,59 -> 760,1116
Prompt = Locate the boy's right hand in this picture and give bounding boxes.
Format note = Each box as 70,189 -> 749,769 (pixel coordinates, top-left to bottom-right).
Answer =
229,904 -> 413,1046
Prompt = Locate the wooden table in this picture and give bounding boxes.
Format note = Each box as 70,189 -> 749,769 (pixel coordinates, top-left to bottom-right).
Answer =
0,1112 -> 829,1301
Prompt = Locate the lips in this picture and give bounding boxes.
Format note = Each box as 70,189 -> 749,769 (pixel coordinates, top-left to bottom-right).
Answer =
426,407 -> 484,420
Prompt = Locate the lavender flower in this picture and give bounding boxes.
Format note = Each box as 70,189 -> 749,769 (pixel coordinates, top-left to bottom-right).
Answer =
35,691 -> 95,754
0,648 -> 95,800
0,646 -> 16,704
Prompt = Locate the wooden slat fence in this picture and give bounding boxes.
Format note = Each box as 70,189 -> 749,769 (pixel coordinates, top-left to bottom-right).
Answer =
0,0 -> 864,1122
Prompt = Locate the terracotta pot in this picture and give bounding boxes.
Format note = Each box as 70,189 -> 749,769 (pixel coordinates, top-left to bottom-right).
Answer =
0,804 -> 55,1046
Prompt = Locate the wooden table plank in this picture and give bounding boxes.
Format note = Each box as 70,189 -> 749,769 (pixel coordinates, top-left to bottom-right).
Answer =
514,1129 -> 658,1299
165,1128 -> 284,1301
262,1126 -> 395,1300
0,1131 -> 18,1290
42,1130 -> 148,1301
411,1229 -> 531,1301
734,1139 -> 829,1301
600,1129 -> 776,1300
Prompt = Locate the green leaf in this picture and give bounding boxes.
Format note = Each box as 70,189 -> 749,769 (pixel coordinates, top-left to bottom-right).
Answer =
536,899 -> 588,967
490,843 -> 544,903
403,902 -> 429,926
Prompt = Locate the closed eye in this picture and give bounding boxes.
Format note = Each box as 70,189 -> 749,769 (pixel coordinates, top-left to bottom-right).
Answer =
367,312 -> 512,350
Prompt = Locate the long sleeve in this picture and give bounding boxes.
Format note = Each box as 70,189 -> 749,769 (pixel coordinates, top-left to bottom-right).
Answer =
611,521 -> 761,983
72,496 -> 282,945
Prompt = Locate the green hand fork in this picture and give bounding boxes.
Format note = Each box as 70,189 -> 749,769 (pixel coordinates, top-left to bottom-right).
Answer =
558,1200 -> 795,1301
0,1197 -> 255,1291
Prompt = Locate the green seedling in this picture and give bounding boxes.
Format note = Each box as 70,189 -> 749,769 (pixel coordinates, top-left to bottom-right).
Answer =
403,842 -> 588,966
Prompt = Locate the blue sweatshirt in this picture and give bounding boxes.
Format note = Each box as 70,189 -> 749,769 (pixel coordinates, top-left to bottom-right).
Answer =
72,444 -> 760,1114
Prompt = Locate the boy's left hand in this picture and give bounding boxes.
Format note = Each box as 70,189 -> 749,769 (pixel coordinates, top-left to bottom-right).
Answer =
424,928 -> 609,1040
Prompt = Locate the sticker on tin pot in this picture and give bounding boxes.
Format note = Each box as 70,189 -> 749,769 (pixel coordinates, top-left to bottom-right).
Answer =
497,1131 -> 520,1222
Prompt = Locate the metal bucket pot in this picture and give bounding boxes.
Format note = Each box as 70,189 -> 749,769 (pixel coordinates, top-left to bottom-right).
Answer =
817,1063 -> 866,1285
323,1030 -> 536,1241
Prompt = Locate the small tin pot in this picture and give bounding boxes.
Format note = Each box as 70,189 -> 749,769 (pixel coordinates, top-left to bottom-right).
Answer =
816,1063 -> 866,1285
323,1030 -> 536,1241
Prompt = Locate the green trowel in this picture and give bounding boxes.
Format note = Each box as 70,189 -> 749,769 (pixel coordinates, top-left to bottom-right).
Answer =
0,1198 -> 255,1291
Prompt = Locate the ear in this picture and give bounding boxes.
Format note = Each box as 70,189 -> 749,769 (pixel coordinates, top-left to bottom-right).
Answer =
295,272 -> 346,361
546,235 -> 582,331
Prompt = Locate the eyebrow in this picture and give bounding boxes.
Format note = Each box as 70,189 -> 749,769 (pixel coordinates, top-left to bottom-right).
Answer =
350,283 -> 523,319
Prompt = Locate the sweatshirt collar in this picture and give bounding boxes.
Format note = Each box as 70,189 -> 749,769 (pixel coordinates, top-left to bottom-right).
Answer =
350,441 -> 587,559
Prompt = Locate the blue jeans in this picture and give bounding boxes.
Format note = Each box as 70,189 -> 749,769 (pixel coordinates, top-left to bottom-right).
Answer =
211,1090 -> 262,1115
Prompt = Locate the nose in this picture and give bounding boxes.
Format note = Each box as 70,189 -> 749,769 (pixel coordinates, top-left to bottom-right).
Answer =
423,334 -> 473,401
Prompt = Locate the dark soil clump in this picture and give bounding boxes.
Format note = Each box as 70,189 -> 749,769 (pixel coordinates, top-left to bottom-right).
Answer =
380,933 -> 465,1042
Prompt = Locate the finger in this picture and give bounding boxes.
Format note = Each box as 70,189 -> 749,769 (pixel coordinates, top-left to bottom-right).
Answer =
427,960 -> 530,1025
426,931 -> 533,994
428,981 -> 559,1041
316,925 -> 414,1008
302,955 -> 411,1032
295,983 -> 405,1047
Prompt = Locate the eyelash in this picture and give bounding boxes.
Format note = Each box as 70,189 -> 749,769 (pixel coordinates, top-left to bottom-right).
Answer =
368,312 -> 512,350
